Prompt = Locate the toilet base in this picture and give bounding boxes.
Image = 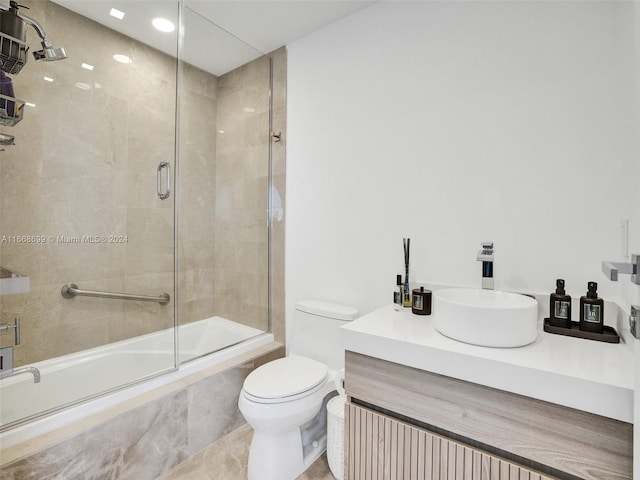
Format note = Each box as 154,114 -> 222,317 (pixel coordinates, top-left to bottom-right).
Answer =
247,428 -> 327,480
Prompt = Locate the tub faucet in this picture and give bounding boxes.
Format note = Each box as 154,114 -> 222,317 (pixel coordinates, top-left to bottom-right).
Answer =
477,242 -> 494,290
0,366 -> 41,383
0,346 -> 40,383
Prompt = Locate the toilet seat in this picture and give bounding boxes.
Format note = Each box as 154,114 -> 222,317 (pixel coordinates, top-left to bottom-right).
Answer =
243,356 -> 328,404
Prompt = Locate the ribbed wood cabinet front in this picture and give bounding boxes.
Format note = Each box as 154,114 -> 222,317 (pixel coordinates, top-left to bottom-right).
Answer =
345,402 -> 558,480
344,351 -> 632,480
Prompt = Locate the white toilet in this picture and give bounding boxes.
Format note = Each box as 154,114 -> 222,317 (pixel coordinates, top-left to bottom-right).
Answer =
238,299 -> 358,480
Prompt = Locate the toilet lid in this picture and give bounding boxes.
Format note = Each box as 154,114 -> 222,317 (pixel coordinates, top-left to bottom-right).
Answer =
243,356 -> 328,400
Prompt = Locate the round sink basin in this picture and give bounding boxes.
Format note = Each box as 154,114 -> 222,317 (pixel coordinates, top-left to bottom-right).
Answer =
433,288 -> 538,348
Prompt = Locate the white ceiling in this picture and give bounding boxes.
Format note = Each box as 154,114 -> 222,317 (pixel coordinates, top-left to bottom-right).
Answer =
52,0 -> 375,76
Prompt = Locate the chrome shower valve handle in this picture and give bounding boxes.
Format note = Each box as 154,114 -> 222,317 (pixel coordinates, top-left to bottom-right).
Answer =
0,316 -> 20,345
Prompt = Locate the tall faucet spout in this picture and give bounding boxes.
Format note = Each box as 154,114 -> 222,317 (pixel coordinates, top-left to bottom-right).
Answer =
476,242 -> 494,290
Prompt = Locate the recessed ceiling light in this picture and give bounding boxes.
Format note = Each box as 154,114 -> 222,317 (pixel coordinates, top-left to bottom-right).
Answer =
25,102 -> 36,107
43,76 -> 53,82
113,54 -> 132,64
152,18 -> 175,33
109,8 -> 125,20
81,63 -> 94,71
75,82 -> 91,90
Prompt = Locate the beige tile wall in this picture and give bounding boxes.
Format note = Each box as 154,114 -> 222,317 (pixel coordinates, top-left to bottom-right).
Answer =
269,47 -> 287,344
177,50 -> 283,338
177,61 -> 218,326
212,56 -> 271,331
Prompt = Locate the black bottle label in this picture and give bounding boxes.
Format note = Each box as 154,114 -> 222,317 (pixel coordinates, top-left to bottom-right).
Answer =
583,304 -> 601,323
553,300 -> 570,319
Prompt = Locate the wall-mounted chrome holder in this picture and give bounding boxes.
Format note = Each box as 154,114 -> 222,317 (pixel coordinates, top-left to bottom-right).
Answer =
0,93 -> 25,126
601,254 -> 639,285
0,316 -> 20,344
629,305 -> 640,340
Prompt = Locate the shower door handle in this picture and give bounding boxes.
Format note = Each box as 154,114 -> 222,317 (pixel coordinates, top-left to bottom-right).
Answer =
157,161 -> 171,200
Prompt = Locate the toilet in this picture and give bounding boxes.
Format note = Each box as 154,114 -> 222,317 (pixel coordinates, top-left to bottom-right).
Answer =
238,299 -> 358,480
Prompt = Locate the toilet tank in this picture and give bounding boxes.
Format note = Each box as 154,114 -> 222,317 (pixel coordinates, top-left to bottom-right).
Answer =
290,300 -> 359,371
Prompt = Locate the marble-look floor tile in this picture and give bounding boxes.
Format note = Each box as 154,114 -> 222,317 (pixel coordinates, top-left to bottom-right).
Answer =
157,423 -> 335,480
297,453 -> 335,480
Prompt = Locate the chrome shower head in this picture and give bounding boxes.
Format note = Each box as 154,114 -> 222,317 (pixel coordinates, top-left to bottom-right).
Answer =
32,42 -> 66,61
11,5 -> 67,62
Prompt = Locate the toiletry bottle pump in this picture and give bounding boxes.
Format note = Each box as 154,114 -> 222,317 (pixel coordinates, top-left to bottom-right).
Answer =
549,279 -> 571,328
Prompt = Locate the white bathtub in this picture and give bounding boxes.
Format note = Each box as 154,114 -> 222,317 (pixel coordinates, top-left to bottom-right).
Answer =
0,317 -> 272,448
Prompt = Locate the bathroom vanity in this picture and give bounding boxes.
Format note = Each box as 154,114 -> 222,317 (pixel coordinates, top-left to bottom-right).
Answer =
341,304 -> 633,480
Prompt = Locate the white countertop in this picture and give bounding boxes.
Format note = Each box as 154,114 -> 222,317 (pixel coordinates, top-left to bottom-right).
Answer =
341,303 -> 634,423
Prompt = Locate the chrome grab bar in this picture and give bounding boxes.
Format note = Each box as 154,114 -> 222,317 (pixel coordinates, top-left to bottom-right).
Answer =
61,283 -> 170,305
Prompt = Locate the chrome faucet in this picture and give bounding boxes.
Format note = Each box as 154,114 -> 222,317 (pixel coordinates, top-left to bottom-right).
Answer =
0,366 -> 41,383
477,242 -> 494,290
0,345 -> 41,383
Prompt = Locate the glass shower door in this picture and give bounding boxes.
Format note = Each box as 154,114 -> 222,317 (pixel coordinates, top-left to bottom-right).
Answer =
177,4 -> 272,363
0,0 -> 179,430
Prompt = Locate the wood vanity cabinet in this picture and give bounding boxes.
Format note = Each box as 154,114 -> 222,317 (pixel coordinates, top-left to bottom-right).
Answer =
343,351 -> 633,480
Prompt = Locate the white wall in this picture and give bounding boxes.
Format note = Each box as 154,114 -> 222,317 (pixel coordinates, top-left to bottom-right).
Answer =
286,2 -> 639,322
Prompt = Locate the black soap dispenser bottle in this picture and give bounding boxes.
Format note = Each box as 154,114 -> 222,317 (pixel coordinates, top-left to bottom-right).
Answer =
549,279 -> 571,328
579,281 -> 604,333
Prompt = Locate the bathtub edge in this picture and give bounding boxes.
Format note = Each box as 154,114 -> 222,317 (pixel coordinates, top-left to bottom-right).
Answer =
0,339 -> 284,466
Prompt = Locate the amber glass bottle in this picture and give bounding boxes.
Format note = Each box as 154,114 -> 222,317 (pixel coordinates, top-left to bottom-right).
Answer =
549,279 -> 571,328
579,281 -> 604,333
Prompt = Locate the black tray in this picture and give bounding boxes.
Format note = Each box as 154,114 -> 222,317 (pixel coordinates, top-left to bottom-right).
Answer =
543,318 -> 620,344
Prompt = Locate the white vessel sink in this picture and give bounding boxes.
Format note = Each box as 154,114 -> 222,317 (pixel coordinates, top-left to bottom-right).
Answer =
433,288 -> 538,348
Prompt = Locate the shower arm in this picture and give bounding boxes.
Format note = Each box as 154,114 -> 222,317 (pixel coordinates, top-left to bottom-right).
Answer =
17,11 -> 53,48
0,3 -> 55,48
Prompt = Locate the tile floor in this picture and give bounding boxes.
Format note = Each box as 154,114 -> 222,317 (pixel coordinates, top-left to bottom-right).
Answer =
157,423 -> 335,480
